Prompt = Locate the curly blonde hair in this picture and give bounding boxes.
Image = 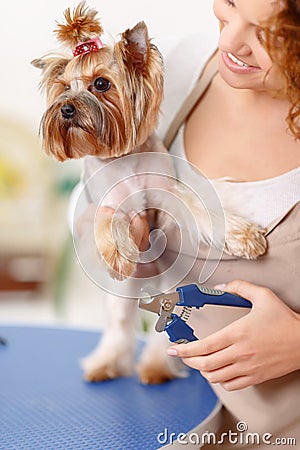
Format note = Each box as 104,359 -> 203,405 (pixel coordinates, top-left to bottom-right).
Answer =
264,0 -> 300,139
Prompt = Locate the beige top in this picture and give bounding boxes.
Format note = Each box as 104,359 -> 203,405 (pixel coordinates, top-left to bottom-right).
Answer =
159,35 -> 300,449
172,124 -> 300,228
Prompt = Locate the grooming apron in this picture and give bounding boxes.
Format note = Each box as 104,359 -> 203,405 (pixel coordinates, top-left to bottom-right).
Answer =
161,49 -> 300,449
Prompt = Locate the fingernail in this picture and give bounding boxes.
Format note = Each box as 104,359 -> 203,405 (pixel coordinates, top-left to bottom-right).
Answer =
214,283 -> 226,290
167,348 -> 178,356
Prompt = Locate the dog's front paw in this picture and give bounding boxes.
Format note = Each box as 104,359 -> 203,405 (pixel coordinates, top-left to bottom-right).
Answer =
103,246 -> 139,281
225,219 -> 267,259
95,215 -> 139,280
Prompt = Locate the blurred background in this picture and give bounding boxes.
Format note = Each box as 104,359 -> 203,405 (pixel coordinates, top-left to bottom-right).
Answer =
0,0 -> 217,330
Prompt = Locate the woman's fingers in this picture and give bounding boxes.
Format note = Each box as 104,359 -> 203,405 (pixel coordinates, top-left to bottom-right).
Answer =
167,323 -> 235,358
180,345 -> 238,372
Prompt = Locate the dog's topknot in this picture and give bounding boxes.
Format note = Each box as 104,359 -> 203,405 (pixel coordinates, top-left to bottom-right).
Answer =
54,1 -> 103,48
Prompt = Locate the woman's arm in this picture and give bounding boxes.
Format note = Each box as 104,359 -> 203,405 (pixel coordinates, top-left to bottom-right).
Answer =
167,280 -> 300,391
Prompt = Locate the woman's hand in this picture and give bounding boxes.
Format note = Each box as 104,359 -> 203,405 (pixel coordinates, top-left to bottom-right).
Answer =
167,280 -> 300,391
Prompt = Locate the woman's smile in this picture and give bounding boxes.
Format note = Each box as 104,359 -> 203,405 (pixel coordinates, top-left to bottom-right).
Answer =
222,51 -> 262,73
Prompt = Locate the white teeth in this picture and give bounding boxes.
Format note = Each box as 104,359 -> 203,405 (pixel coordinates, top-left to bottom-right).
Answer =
227,52 -> 250,67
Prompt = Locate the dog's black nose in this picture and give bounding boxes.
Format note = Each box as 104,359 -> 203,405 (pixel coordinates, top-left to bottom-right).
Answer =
61,104 -> 76,119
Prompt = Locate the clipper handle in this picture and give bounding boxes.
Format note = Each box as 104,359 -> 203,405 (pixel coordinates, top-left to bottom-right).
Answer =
165,315 -> 198,343
177,284 -> 252,309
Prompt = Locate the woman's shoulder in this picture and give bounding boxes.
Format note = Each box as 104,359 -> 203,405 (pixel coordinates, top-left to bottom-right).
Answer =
155,32 -> 218,140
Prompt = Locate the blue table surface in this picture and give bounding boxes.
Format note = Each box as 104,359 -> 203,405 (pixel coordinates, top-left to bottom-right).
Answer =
0,326 -> 218,450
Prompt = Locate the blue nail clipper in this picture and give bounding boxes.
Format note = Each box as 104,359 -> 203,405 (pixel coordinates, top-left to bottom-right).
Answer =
138,284 -> 252,343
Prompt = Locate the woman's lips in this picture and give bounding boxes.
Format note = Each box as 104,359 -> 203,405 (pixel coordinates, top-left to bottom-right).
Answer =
221,51 -> 262,74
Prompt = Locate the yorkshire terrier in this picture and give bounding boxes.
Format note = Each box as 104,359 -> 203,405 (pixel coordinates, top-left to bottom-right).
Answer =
32,2 -> 267,384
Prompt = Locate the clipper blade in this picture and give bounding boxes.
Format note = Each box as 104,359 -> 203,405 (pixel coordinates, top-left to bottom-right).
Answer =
139,285 -> 161,305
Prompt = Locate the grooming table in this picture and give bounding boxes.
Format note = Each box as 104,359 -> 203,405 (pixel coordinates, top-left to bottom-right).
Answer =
0,326 -> 222,449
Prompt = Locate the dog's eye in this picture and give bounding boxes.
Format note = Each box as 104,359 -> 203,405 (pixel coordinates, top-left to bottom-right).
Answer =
64,85 -> 70,91
94,77 -> 111,92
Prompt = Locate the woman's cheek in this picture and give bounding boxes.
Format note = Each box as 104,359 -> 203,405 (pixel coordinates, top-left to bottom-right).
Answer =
256,49 -> 273,74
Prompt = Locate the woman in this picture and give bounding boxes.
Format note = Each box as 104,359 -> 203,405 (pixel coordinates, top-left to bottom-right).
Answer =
70,0 -> 299,444
161,0 -> 300,447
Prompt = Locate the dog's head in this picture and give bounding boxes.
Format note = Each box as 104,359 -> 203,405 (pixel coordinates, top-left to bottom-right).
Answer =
32,2 -> 164,161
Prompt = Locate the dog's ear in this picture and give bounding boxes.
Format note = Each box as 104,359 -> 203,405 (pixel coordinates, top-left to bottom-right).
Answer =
31,58 -> 48,69
31,55 -> 70,73
119,21 -> 151,74
31,56 -> 71,93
